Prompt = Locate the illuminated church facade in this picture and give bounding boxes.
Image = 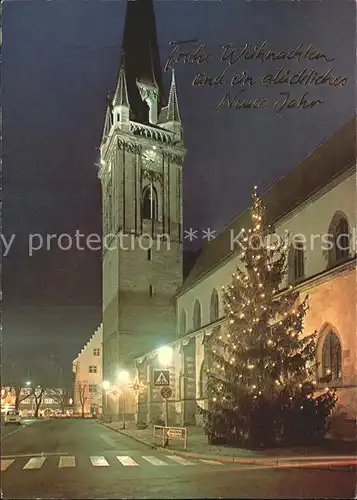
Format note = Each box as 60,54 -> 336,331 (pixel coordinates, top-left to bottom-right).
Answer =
98,0 -> 356,437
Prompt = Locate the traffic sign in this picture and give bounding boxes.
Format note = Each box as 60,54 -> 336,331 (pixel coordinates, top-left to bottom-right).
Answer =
154,370 -> 170,386
160,386 -> 172,399
167,427 -> 184,439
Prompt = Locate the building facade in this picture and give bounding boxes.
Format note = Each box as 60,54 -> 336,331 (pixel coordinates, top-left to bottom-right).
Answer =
1,387 -> 70,417
133,119 -> 356,434
100,0 -> 356,435
99,0 -> 184,419
72,325 -> 103,416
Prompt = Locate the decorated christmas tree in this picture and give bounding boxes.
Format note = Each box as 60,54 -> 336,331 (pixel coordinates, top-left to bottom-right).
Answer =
198,187 -> 337,447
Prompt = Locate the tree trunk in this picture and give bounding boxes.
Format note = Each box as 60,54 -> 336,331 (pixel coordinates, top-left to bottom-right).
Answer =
15,393 -> 20,412
34,399 -> 42,418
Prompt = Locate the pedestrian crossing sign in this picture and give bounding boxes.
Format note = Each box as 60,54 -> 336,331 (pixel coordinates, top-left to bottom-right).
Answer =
153,370 -> 170,386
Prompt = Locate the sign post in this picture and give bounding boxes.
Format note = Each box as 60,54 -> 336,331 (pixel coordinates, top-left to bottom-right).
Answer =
160,386 -> 172,430
153,370 -> 170,386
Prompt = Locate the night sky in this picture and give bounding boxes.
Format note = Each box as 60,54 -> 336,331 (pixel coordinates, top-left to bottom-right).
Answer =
2,0 -> 355,384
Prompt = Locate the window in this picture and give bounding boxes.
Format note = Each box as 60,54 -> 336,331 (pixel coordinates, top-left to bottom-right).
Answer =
93,348 -> 100,356
293,242 -> 305,281
334,217 -> 349,262
105,178 -> 113,235
149,284 -> 155,297
210,289 -> 219,322
321,331 -> 342,381
141,185 -> 158,220
89,385 -> 97,394
193,299 -> 202,331
44,398 -> 54,404
328,213 -> 350,266
89,365 -> 97,373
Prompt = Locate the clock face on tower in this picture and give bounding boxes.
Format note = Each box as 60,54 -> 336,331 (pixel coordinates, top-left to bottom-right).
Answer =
142,147 -> 157,166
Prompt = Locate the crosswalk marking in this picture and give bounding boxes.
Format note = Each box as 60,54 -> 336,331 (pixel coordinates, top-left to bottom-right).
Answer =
199,459 -> 223,465
90,456 -> 110,467
142,456 -> 168,466
1,459 -> 15,471
1,453 -> 227,472
166,455 -> 195,465
59,456 -> 76,468
116,456 -> 139,467
23,457 -> 46,470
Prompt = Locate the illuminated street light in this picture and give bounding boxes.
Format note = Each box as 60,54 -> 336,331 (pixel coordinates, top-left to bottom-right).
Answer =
158,346 -> 173,366
25,381 -> 32,386
102,381 -> 111,423
68,398 -> 73,405
117,370 -> 130,384
102,380 -> 110,390
117,371 -> 130,430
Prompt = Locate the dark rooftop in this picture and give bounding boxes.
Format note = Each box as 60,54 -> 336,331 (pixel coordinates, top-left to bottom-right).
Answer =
180,117 -> 356,293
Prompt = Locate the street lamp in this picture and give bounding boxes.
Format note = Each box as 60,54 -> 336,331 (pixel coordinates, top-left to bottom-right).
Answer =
117,371 -> 130,429
25,381 -> 31,386
158,346 -> 173,367
102,380 -> 110,421
117,371 -> 129,383
157,346 -> 173,428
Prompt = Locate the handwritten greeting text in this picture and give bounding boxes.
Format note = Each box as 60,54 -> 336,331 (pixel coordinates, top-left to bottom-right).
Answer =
164,40 -> 348,113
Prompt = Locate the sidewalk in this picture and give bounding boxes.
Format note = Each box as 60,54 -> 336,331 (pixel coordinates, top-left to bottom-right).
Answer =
99,420 -> 357,466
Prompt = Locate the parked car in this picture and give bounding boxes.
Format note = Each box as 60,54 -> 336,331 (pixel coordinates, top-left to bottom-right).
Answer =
4,410 -> 22,425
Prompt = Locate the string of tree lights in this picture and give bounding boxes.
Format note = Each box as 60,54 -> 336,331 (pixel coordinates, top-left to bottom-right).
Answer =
198,187 -> 337,448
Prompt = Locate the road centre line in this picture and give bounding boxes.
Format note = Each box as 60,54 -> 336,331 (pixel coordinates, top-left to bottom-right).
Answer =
1,452 -> 68,459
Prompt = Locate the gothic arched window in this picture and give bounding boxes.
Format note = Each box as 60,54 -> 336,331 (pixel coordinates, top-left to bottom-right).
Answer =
105,178 -> 113,235
141,185 -> 158,220
193,300 -> 202,331
293,241 -> 305,281
210,289 -> 219,323
328,213 -> 350,266
322,331 -> 342,381
334,217 -> 349,262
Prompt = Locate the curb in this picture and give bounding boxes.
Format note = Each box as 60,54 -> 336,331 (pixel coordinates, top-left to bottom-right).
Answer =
98,422 -> 357,468
98,421 -> 156,449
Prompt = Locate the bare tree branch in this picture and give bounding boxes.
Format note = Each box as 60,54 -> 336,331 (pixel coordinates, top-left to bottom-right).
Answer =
77,383 -> 87,418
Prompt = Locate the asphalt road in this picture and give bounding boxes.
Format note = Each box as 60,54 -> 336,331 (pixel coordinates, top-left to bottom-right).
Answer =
0,417 -> 36,439
1,419 -> 355,499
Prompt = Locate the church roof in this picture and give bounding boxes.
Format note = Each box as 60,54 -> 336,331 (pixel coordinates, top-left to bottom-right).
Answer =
180,117 -> 356,293
119,0 -> 166,123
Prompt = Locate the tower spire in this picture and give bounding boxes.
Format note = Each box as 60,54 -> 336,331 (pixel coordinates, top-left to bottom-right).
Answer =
101,92 -> 112,145
113,51 -> 129,108
119,0 -> 165,123
159,69 -> 182,141
166,69 -> 181,123
112,50 -> 130,131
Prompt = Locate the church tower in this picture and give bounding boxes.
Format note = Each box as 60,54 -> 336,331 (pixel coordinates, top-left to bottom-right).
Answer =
98,0 -> 184,414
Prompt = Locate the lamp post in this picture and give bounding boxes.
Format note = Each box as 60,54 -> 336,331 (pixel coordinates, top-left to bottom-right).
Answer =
158,346 -> 173,428
102,380 -> 110,421
25,381 -> 34,415
117,371 -> 130,429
